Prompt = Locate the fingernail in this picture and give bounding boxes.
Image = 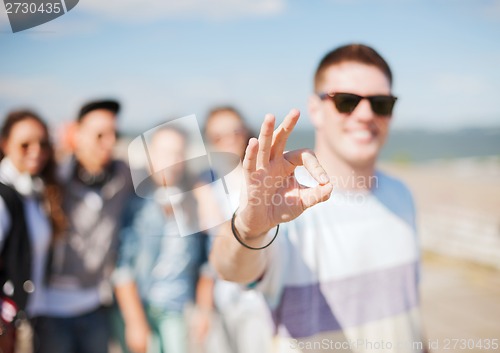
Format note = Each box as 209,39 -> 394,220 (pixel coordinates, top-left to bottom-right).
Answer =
320,174 -> 329,184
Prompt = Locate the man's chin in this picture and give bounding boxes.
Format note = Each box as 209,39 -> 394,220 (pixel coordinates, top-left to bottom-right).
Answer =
342,148 -> 379,168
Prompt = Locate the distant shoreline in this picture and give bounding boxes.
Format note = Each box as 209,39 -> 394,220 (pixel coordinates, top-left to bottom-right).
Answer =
118,126 -> 500,163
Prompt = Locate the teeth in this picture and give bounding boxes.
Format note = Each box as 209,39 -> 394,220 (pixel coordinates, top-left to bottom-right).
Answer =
350,130 -> 372,139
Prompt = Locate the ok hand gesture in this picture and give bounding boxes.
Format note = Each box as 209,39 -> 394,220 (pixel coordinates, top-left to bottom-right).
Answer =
235,109 -> 333,242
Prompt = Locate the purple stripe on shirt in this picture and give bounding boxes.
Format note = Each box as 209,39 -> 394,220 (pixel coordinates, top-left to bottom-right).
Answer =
271,261 -> 419,338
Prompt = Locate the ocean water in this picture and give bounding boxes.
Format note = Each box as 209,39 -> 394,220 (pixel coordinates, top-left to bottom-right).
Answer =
285,127 -> 500,162
122,126 -> 500,164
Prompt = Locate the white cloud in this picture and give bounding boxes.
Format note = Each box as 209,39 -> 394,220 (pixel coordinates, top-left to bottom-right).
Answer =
78,0 -> 285,22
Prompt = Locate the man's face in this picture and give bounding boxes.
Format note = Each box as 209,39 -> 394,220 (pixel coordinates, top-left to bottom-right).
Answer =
149,129 -> 186,187
205,111 -> 248,159
75,109 -> 117,172
311,62 -> 393,168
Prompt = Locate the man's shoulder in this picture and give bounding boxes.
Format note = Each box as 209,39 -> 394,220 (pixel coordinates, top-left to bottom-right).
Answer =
373,170 -> 416,229
111,158 -> 130,173
374,170 -> 414,200
107,159 -> 135,203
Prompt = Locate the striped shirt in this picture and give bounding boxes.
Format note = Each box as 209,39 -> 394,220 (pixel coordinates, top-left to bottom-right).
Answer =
257,167 -> 423,353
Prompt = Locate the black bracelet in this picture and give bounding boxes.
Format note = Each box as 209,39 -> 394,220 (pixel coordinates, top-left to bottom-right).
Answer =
231,210 -> 280,250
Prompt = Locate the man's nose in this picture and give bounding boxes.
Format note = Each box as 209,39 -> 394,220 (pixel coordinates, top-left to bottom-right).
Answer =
101,134 -> 116,148
352,98 -> 375,122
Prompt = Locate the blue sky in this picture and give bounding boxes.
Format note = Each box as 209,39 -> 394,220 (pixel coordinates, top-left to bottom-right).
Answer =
0,0 -> 499,134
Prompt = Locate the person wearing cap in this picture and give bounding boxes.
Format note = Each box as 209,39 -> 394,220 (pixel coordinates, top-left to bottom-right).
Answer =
37,100 -> 134,353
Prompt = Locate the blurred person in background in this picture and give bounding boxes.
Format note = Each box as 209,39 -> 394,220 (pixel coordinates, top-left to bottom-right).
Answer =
38,100 -> 134,353
211,44 -> 425,353
54,121 -> 77,162
113,125 -> 208,353
0,110 -> 66,353
198,106 -> 273,353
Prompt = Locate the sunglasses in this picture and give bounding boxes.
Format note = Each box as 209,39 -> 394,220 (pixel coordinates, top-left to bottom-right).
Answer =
318,92 -> 397,116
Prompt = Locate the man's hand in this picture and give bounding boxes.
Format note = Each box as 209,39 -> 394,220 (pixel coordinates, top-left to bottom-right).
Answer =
236,109 -> 333,241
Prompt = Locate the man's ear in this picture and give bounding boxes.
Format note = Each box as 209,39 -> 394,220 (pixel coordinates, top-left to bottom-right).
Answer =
72,124 -> 83,149
308,94 -> 324,129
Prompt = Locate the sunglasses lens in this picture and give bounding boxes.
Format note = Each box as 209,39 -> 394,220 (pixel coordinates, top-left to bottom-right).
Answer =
323,92 -> 397,116
332,94 -> 361,113
370,96 -> 396,115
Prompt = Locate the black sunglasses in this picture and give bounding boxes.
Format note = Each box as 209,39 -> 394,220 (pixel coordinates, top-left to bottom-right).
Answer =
318,92 -> 397,116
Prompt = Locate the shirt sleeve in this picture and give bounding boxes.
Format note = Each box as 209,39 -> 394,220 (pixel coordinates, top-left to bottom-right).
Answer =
112,196 -> 142,286
0,196 -> 12,251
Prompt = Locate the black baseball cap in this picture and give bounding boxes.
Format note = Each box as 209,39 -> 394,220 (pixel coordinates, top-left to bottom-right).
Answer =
77,99 -> 120,122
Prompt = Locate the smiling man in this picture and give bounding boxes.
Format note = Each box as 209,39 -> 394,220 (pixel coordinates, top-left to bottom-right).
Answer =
40,100 -> 134,353
211,44 -> 424,353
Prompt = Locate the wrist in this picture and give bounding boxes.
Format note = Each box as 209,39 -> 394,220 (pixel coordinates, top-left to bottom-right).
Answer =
196,307 -> 213,315
234,211 -> 269,240
232,209 -> 280,250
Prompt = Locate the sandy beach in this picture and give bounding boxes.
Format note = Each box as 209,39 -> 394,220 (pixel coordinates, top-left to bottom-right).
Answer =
382,158 -> 500,352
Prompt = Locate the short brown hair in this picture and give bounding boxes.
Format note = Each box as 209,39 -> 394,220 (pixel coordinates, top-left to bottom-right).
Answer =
314,44 -> 393,91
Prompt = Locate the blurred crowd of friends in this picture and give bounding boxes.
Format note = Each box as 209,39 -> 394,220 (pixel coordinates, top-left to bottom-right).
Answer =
0,100 -> 270,353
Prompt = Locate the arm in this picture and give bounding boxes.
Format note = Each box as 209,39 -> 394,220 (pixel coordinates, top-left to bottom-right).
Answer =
195,274 -> 214,315
210,109 -> 333,283
115,282 -> 151,353
113,197 -> 150,353
192,273 -> 215,344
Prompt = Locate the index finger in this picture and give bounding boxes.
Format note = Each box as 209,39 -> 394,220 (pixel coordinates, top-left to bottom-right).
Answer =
270,109 -> 300,160
283,149 -> 330,185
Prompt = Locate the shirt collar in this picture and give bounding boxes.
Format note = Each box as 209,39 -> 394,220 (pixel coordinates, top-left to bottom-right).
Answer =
0,158 -> 44,198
